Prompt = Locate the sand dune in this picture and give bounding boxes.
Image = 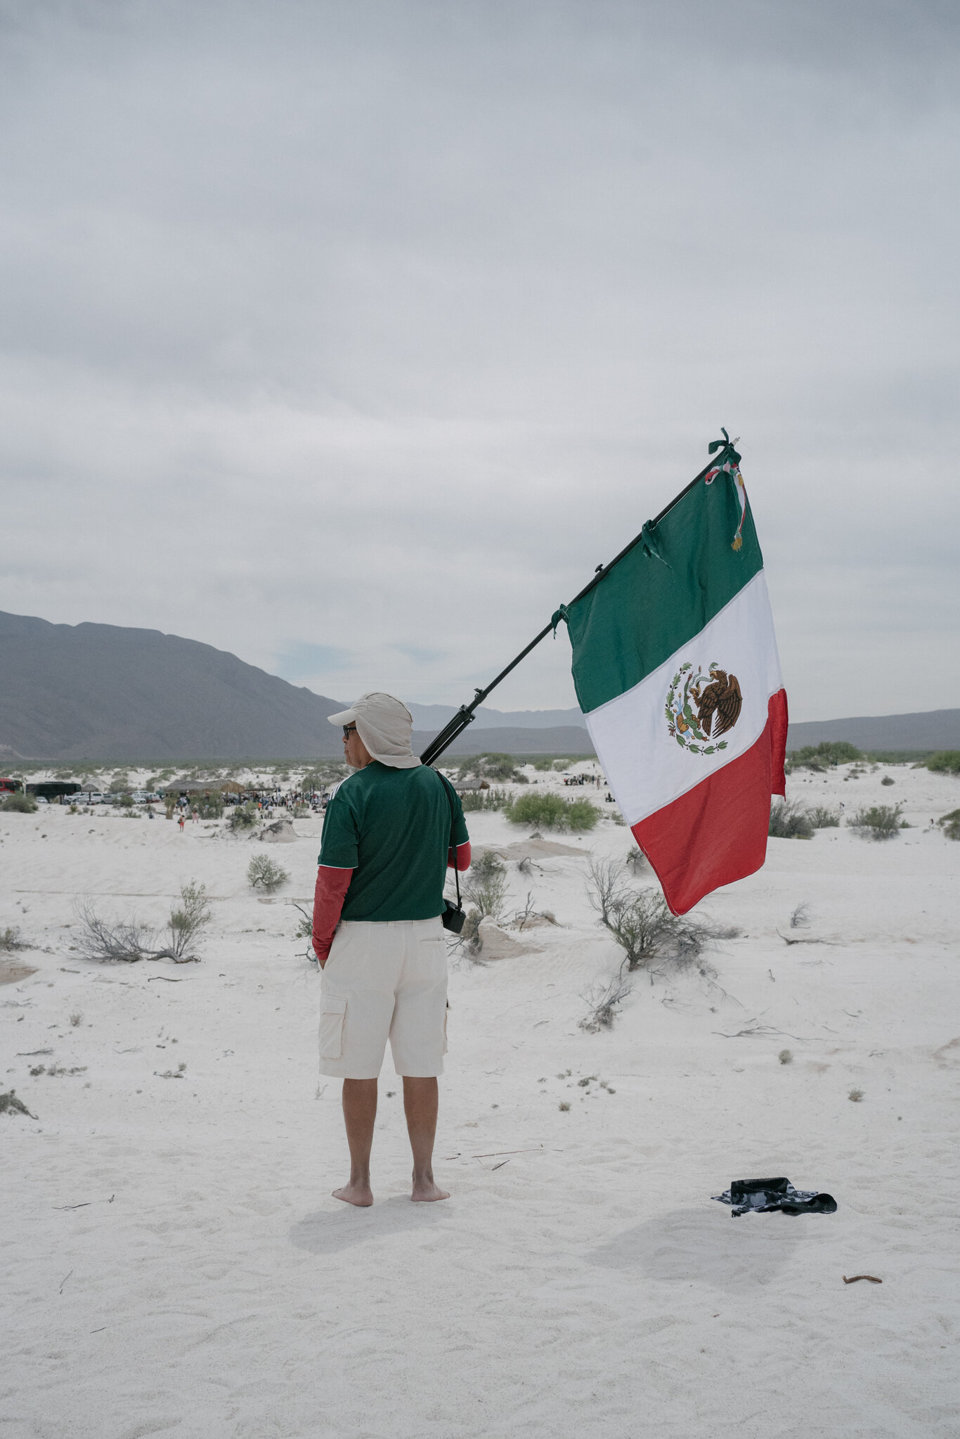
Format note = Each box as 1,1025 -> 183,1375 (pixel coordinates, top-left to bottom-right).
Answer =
2,759 -> 958,1438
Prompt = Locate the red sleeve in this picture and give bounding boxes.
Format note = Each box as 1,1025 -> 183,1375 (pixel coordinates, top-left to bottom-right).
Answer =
447,840 -> 471,872
312,865 -> 353,964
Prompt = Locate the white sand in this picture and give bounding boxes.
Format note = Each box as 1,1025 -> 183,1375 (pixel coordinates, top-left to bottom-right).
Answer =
2,761 -> 959,1438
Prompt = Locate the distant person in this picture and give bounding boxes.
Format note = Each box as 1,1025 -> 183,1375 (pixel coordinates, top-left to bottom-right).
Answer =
312,692 -> 470,1207
177,813 -> 186,832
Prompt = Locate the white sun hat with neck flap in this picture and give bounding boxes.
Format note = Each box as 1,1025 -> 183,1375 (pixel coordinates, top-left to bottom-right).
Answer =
327,692 -> 421,769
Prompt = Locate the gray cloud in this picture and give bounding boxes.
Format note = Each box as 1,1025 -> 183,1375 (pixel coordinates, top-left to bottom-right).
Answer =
1,0 -> 958,721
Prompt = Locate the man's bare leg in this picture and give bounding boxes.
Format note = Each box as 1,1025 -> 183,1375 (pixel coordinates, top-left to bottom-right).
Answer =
334,1077 -> 377,1206
403,1076 -> 450,1202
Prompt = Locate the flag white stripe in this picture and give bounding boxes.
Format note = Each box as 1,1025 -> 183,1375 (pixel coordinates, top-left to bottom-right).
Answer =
584,571 -> 783,825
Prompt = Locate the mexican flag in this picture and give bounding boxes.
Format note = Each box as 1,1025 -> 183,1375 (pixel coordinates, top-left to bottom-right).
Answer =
562,448 -> 788,914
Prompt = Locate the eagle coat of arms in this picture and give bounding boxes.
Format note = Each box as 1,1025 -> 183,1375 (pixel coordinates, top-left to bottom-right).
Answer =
665,662 -> 743,755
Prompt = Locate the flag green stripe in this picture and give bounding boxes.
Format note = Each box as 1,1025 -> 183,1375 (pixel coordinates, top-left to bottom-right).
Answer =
565,471 -> 764,713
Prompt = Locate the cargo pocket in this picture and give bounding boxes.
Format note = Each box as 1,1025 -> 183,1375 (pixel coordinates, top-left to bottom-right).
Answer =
318,994 -> 347,1061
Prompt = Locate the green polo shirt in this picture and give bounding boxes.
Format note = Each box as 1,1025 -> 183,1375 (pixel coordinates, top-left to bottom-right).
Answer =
318,762 -> 469,922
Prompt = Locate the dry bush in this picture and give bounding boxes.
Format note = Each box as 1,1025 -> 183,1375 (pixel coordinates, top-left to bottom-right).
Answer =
586,858 -> 633,927
74,882 -> 211,964
579,975 -> 633,1032
462,850 -> 508,923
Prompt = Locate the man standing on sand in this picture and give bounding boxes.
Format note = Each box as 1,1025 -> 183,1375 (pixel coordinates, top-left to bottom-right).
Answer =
312,692 -> 470,1207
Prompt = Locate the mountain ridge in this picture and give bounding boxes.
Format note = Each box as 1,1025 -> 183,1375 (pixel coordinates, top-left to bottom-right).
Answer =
2,610 -> 958,761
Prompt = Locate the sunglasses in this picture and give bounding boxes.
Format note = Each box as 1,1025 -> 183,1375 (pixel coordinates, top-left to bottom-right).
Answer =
342,725 -> 357,737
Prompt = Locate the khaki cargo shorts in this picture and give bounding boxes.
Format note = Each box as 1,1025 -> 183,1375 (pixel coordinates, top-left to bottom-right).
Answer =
318,917 -> 448,1079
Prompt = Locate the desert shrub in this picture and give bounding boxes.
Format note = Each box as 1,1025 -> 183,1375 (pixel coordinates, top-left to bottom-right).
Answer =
247,855 -> 289,892
506,792 -> 598,832
506,792 -> 567,829
937,809 -> 960,841
458,753 -> 525,783
926,751 -> 960,775
74,882 -> 210,964
462,850 -> 508,922
786,741 -> 862,773
850,804 -> 905,840
1,792 -> 37,813
809,806 -> 840,828
587,861 -> 725,974
566,798 -> 599,832
0,926 -> 27,952
196,794 -> 224,818
228,803 -> 258,831
881,776 -> 895,786
602,891 -> 683,970
768,800 -> 814,839
167,882 -> 212,958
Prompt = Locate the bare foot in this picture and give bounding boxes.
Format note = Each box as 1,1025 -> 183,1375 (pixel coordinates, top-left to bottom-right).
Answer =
332,1183 -> 373,1207
411,1178 -> 450,1202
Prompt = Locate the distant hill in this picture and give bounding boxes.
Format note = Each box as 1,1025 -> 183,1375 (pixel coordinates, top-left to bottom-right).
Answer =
786,710 -> 960,753
2,610 -> 956,762
0,610 -> 593,762
0,611 -> 347,761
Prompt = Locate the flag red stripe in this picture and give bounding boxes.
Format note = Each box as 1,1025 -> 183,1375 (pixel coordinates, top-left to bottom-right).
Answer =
632,689 -> 788,915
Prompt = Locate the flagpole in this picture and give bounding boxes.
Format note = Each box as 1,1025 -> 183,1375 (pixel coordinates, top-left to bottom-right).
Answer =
419,434 -> 740,766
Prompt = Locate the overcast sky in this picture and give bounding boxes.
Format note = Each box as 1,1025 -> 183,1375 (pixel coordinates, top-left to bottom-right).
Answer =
2,0 -> 958,722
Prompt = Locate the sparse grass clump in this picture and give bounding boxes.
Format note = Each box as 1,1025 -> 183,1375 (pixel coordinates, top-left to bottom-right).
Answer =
851,804 -> 905,840
457,787 -> 510,812
505,792 -> 598,832
0,926 -> 27,952
247,855 -> 289,892
809,806 -> 841,828
768,800 -> 814,839
937,809 -> 960,841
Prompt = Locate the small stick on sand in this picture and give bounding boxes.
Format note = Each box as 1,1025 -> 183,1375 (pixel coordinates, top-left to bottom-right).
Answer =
843,1274 -> 882,1284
